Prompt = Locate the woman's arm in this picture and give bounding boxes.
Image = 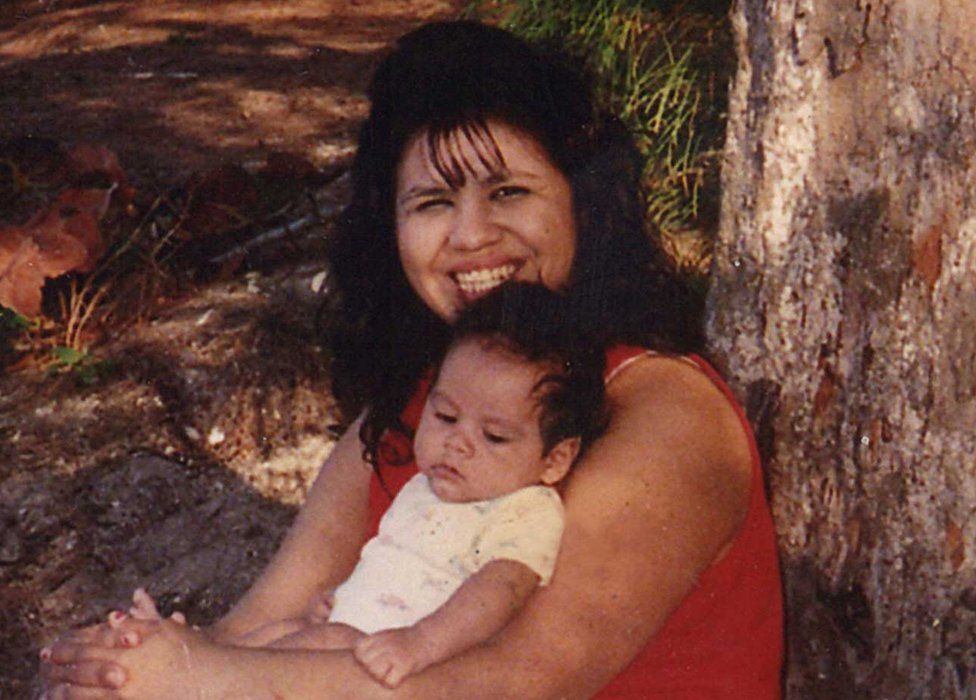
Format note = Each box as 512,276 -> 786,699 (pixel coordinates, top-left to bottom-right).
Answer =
209,413 -> 373,642
45,357 -> 753,698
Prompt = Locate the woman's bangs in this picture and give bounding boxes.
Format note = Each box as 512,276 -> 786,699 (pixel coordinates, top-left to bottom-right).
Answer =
426,118 -> 507,188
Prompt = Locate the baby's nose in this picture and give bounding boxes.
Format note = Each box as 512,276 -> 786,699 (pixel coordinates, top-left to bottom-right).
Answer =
444,427 -> 474,457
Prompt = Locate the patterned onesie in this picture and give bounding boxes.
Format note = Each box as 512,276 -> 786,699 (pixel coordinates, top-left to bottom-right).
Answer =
328,473 -> 564,634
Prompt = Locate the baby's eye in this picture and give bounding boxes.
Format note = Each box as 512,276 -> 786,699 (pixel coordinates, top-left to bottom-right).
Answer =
483,430 -> 509,444
435,412 -> 457,424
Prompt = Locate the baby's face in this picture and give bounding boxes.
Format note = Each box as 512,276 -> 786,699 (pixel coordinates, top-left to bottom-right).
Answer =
414,338 -> 562,503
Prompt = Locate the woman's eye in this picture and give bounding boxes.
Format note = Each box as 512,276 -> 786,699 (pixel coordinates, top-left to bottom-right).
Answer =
483,431 -> 509,444
491,185 -> 529,201
414,197 -> 452,212
435,412 -> 457,424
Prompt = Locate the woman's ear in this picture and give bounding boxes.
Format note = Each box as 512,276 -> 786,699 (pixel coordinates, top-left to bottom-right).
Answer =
540,437 -> 581,485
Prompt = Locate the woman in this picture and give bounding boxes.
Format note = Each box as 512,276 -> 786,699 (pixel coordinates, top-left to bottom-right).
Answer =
41,21 -> 782,698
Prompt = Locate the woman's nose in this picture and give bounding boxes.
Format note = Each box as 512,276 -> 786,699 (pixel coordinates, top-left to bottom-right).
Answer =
448,196 -> 501,251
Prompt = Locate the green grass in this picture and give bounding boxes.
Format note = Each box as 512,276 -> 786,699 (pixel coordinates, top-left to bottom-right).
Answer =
465,0 -> 732,275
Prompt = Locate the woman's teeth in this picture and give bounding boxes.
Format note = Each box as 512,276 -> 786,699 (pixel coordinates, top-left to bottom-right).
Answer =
454,264 -> 517,295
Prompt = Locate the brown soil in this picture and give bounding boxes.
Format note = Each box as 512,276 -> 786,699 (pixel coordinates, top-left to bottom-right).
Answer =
0,1 -> 459,697
0,0 -> 457,188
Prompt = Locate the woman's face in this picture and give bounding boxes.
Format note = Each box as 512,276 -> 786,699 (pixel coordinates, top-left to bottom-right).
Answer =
395,119 -> 577,322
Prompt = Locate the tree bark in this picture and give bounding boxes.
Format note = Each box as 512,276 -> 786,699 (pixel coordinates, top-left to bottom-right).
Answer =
706,1 -> 976,697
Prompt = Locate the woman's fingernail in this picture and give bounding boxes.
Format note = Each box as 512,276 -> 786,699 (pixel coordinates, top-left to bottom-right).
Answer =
39,646 -> 52,661
121,631 -> 139,647
106,666 -> 126,688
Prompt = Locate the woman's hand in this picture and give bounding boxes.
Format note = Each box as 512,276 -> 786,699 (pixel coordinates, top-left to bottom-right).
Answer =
40,589 -> 193,698
39,620 -> 133,695
42,617 -> 217,700
39,598 -> 151,694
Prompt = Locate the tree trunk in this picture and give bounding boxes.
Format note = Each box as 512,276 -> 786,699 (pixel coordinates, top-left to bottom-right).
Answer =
706,1 -> 976,697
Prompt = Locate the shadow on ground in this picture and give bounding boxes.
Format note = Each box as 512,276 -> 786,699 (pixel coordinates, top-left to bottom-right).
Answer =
0,3 -> 462,694
1,453 -> 301,698
0,262 -> 344,697
0,0 -> 459,188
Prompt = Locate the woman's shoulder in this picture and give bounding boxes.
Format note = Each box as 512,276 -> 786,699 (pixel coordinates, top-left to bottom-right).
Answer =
583,350 -> 753,534
604,351 -> 738,430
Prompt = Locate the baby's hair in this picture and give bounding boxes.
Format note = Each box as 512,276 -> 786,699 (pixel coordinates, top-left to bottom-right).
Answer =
443,283 -> 608,459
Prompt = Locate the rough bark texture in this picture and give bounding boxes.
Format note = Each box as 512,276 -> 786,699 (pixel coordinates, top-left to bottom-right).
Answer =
706,1 -> 976,697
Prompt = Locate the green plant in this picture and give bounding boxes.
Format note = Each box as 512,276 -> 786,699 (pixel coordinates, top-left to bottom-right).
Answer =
0,307 -> 30,334
0,307 -> 31,366
49,345 -> 107,385
0,305 -> 29,351
51,192 -> 178,351
465,0 -> 731,274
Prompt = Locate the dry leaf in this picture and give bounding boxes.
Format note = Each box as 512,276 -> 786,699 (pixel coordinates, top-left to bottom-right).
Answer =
0,186 -> 112,315
0,233 -> 47,317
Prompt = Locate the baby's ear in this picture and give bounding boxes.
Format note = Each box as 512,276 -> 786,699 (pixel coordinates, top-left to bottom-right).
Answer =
540,437 -> 581,485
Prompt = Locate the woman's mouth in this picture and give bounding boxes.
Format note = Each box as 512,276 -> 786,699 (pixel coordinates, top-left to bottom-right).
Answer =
452,264 -> 518,299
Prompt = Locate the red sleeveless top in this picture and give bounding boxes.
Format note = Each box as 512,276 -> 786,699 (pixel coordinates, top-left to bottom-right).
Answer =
366,347 -> 783,698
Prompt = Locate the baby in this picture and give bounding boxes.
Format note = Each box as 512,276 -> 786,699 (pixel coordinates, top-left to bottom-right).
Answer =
135,284 -> 607,688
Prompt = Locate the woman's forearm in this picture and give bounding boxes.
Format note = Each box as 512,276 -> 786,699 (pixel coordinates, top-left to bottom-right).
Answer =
202,632 -> 576,700
212,414 -> 373,640
201,646 -> 397,699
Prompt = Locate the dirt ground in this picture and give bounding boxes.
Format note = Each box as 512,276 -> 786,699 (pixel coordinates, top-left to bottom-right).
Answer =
0,0 -> 458,188
0,1 -> 459,696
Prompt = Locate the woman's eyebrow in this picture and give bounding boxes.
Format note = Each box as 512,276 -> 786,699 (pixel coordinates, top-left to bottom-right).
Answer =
481,169 -> 542,185
481,171 -> 511,185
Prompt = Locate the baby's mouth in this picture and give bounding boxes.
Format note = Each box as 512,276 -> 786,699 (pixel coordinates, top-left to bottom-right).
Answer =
429,464 -> 463,480
452,264 -> 518,299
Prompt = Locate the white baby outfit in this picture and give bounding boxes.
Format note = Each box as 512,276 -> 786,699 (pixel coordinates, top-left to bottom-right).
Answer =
328,473 -> 564,634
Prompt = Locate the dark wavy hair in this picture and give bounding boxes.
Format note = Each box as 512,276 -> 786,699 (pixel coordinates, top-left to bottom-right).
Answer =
324,21 -> 703,465
442,284 -> 608,459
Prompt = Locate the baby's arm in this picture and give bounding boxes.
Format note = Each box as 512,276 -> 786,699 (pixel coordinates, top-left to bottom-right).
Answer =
230,617 -> 310,648
354,558 -> 540,688
126,584 -> 342,649
222,585 -> 338,648
266,621 -> 364,650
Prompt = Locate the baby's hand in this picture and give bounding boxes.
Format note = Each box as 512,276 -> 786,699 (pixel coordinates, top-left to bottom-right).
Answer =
354,627 -> 435,688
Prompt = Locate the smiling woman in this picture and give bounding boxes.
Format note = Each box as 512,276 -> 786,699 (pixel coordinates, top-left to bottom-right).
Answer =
326,21 -> 702,473
395,120 -> 577,321
41,20 -> 782,700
